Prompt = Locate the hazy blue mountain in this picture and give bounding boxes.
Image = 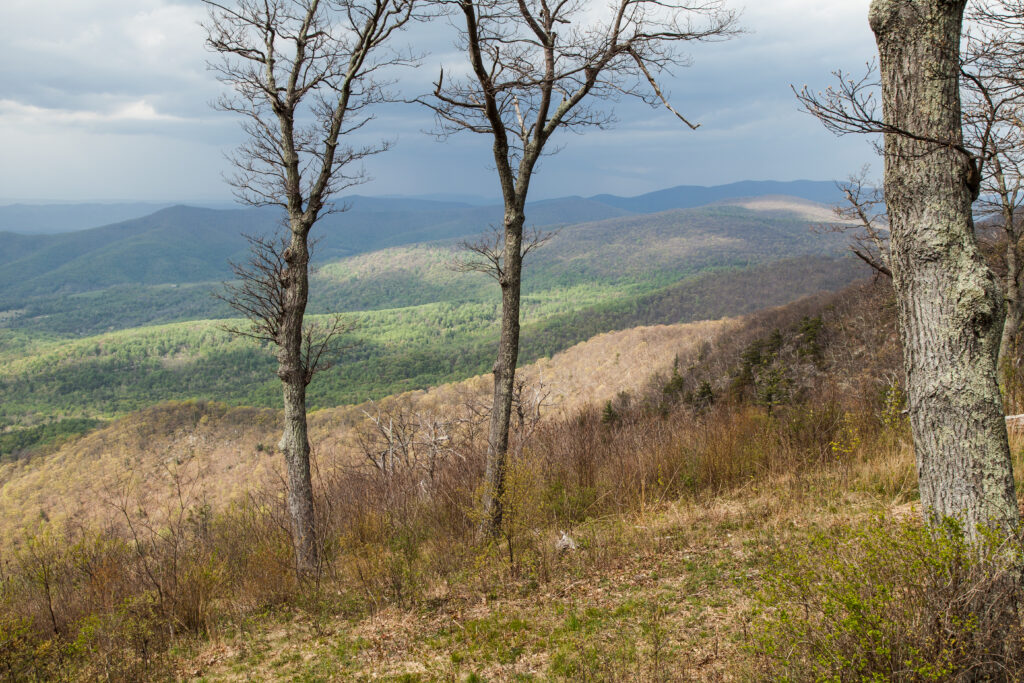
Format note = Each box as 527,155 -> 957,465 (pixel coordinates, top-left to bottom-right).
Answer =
0,180 -> 846,318
344,195 -> 480,211
0,196 -> 632,307
0,202 -> 177,234
0,187 -> 858,427
3,200 -> 847,336
1,180 -> 846,237
376,193 -> 497,206
590,180 -> 843,213
0,207 -> 268,302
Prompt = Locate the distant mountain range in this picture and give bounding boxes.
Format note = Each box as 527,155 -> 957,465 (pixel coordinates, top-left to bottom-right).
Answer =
0,198 -> 630,305
0,181 -> 847,313
590,180 -> 846,213
0,180 -> 844,235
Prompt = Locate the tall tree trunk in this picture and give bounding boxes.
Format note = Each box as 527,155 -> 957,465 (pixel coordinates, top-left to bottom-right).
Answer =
869,0 -> 1019,536
999,224 -> 1021,384
481,209 -> 524,537
998,192 -> 1022,401
277,227 -> 318,576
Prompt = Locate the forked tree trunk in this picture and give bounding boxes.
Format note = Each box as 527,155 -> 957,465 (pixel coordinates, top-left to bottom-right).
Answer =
481,208 -> 525,536
869,0 -> 1019,535
277,226 -> 318,576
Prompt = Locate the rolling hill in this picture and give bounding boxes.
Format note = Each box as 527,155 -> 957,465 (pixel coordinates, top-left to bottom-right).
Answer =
0,179 -> 842,236
0,255 -> 865,438
0,316 -> 736,541
0,201 -> 178,234
590,179 -> 843,212
3,200 -> 848,336
0,197 -> 631,309
0,181 -> 858,441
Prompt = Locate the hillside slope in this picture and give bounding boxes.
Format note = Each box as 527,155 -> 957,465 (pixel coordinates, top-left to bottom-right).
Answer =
0,256 -> 865,430
4,200 -> 848,336
0,201 -> 177,234
0,317 -> 733,543
0,197 -> 632,308
0,270 -> 890,545
591,178 -> 843,212
11,274 -> 996,683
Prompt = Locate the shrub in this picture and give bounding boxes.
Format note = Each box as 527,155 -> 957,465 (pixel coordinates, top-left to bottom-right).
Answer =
600,400 -> 619,425
67,595 -> 168,682
0,614 -> 58,681
751,517 -> 1024,681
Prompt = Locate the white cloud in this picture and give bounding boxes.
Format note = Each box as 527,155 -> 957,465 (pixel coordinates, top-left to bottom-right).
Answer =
0,98 -> 188,126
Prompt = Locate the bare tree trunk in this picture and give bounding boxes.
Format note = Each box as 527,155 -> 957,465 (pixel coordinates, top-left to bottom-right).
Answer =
205,0 -> 417,581
277,227 -> 318,576
870,0 -> 1018,535
999,210 -> 1021,384
481,209 -> 524,536
996,164 -> 1023,397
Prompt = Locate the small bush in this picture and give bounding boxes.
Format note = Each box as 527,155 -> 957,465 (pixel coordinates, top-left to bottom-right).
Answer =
751,517 -> 1024,681
68,595 -> 168,682
0,614 -> 58,681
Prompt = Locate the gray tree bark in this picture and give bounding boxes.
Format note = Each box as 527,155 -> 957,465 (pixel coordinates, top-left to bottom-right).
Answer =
479,130 -> 537,537
481,205 -> 525,535
869,0 -> 1019,535
278,225 -> 317,575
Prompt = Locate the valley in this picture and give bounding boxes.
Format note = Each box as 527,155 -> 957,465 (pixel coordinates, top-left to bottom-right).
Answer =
0,187 -> 858,448
4,180 -> 1011,681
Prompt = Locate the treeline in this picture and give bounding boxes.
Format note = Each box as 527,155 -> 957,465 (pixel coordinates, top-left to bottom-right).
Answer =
0,418 -> 102,462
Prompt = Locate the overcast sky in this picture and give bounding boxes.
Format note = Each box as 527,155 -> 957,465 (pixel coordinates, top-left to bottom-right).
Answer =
0,0 -> 878,203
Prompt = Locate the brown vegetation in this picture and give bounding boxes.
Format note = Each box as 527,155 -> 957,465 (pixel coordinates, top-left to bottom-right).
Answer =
0,317 -> 730,546
5,277 -> 1024,680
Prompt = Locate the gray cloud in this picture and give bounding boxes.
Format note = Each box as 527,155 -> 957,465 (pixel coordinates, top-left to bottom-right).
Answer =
0,0 -> 877,202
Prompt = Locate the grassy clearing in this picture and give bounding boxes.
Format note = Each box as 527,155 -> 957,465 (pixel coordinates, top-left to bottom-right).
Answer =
178,432 -> 1024,683
176,452 -> 926,682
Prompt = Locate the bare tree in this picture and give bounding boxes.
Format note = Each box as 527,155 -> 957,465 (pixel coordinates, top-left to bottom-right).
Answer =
820,168 -> 892,278
356,400 -> 465,487
419,0 -> 739,537
203,0 -> 416,577
962,6 -> 1024,386
800,0 -> 1020,548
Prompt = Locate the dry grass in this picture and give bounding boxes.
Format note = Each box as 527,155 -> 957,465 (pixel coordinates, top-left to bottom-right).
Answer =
0,389 -> 926,681
174,444 -> 927,682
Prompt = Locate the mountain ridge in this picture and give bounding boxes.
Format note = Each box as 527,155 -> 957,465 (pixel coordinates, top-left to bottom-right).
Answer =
0,179 -> 842,236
